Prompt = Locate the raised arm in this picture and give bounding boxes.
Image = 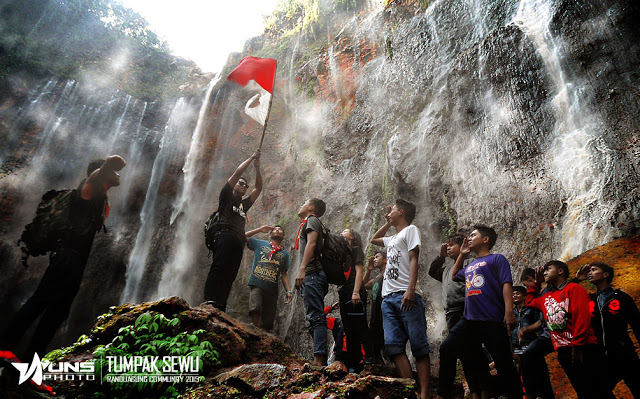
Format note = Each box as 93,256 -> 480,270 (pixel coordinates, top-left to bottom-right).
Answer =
82,155 -> 126,199
245,225 -> 273,243
429,243 -> 448,282
248,153 -> 262,203
228,149 -> 260,188
451,238 -> 470,281
370,206 -> 392,246
363,256 -> 375,289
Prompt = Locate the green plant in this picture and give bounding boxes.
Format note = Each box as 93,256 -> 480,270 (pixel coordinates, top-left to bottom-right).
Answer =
91,312 -> 219,398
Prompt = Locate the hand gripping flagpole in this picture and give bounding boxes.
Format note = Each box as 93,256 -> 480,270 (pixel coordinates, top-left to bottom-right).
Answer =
259,82 -> 274,149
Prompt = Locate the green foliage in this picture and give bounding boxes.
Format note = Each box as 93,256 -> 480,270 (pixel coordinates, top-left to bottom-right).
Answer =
0,0 -> 191,100
441,193 -> 457,239
90,312 -> 219,399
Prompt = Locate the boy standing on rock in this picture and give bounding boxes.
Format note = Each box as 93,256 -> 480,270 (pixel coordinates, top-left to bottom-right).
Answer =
245,224 -> 293,332
294,198 -> 328,366
370,199 -> 430,399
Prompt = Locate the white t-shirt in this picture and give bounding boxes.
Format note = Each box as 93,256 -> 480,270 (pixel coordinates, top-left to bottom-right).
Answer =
382,224 -> 422,297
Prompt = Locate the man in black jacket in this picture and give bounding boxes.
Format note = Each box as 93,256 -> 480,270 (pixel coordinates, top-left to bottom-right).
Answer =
575,262 -> 640,397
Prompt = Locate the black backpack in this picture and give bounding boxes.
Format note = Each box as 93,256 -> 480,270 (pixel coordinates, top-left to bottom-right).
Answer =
204,211 -> 220,251
17,188 -> 77,267
313,217 -> 355,285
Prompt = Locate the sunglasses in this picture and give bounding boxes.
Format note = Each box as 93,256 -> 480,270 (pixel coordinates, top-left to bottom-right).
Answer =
238,181 -> 249,188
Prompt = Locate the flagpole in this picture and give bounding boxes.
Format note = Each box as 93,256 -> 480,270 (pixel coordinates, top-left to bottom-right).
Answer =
259,93 -> 273,150
259,67 -> 276,149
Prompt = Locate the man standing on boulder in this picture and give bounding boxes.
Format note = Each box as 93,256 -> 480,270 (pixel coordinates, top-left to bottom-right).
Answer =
1,155 -> 126,360
245,224 -> 293,331
204,149 -> 262,311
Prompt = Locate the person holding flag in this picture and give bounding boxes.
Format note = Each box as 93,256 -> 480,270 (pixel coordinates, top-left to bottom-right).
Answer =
203,56 -> 276,312
203,149 -> 262,311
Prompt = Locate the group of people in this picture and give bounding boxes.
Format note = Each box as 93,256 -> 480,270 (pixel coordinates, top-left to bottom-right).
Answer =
204,152 -> 640,399
1,150 -> 639,399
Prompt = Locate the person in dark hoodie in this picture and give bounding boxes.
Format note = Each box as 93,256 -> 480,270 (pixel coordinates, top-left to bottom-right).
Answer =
574,262 -> 640,397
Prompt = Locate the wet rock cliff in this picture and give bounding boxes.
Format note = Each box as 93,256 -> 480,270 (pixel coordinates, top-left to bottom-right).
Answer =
1,0 -> 639,383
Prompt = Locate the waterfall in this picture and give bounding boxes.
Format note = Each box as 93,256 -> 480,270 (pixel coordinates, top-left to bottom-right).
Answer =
155,76 -> 221,302
512,0 -> 615,259
170,75 -> 220,224
121,99 -> 193,303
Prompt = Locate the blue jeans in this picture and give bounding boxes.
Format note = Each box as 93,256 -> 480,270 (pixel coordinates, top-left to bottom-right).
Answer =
381,292 -> 430,358
302,270 -> 328,357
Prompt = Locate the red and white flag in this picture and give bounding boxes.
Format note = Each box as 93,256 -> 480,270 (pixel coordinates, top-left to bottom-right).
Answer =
227,56 -> 277,126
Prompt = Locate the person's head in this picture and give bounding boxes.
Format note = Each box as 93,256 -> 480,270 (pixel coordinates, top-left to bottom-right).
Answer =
297,198 -> 326,218
543,260 -> 570,285
341,228 -> 362,249
446,234 -> 465,260
373,251 -> 387,269
87,159 -> 105,177
89,158 -> 122,188
520,267 -> 536,288
468,225 -> 497,252
389,199 -> 416,226
233,177 -> 250,197
513,285 -> 527,303
270,225 -> 285,241
588,262 -> 614,285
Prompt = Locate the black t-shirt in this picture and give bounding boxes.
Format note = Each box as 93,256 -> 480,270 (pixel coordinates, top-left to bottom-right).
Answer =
345,245 -> 364,284
299,215 -> 324,274
66,180 -> 107,261
216,182 -> 253,239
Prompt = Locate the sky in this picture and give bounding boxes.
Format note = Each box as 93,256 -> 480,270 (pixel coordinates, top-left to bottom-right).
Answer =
120,0 -> 280,73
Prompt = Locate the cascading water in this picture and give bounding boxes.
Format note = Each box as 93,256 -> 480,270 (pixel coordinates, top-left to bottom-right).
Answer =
512,0 -> 617,259
155,76 -> 221,302
121,99 -> 194,303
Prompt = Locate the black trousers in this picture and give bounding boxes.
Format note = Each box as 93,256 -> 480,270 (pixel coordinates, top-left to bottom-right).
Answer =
520,334 -> 555,399
338,282 -> 369,370
444,310 -> 489,395
2,248 -> 85,359
557,345 -> 614,399
438,318 -> 523,398
203,230 -> 245,311
605,347 -> 640,397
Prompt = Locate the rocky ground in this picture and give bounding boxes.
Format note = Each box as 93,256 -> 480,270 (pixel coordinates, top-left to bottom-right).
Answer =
0,296 -> 432,399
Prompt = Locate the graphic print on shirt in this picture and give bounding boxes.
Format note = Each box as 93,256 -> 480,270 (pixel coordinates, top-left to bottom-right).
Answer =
544,296 -> 572,346
233,203 -> 246,219
385,246 -> 400,281
465,261 -> 487,297
253,248 -> 283,284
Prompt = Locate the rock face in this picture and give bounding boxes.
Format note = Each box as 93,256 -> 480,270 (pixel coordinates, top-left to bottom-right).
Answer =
24,297 -> 418,399
0,0 -> 639,371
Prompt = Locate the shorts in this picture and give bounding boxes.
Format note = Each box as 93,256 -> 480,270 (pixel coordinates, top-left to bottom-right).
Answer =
248,286 -> 277,331
382,291 -> 430,358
